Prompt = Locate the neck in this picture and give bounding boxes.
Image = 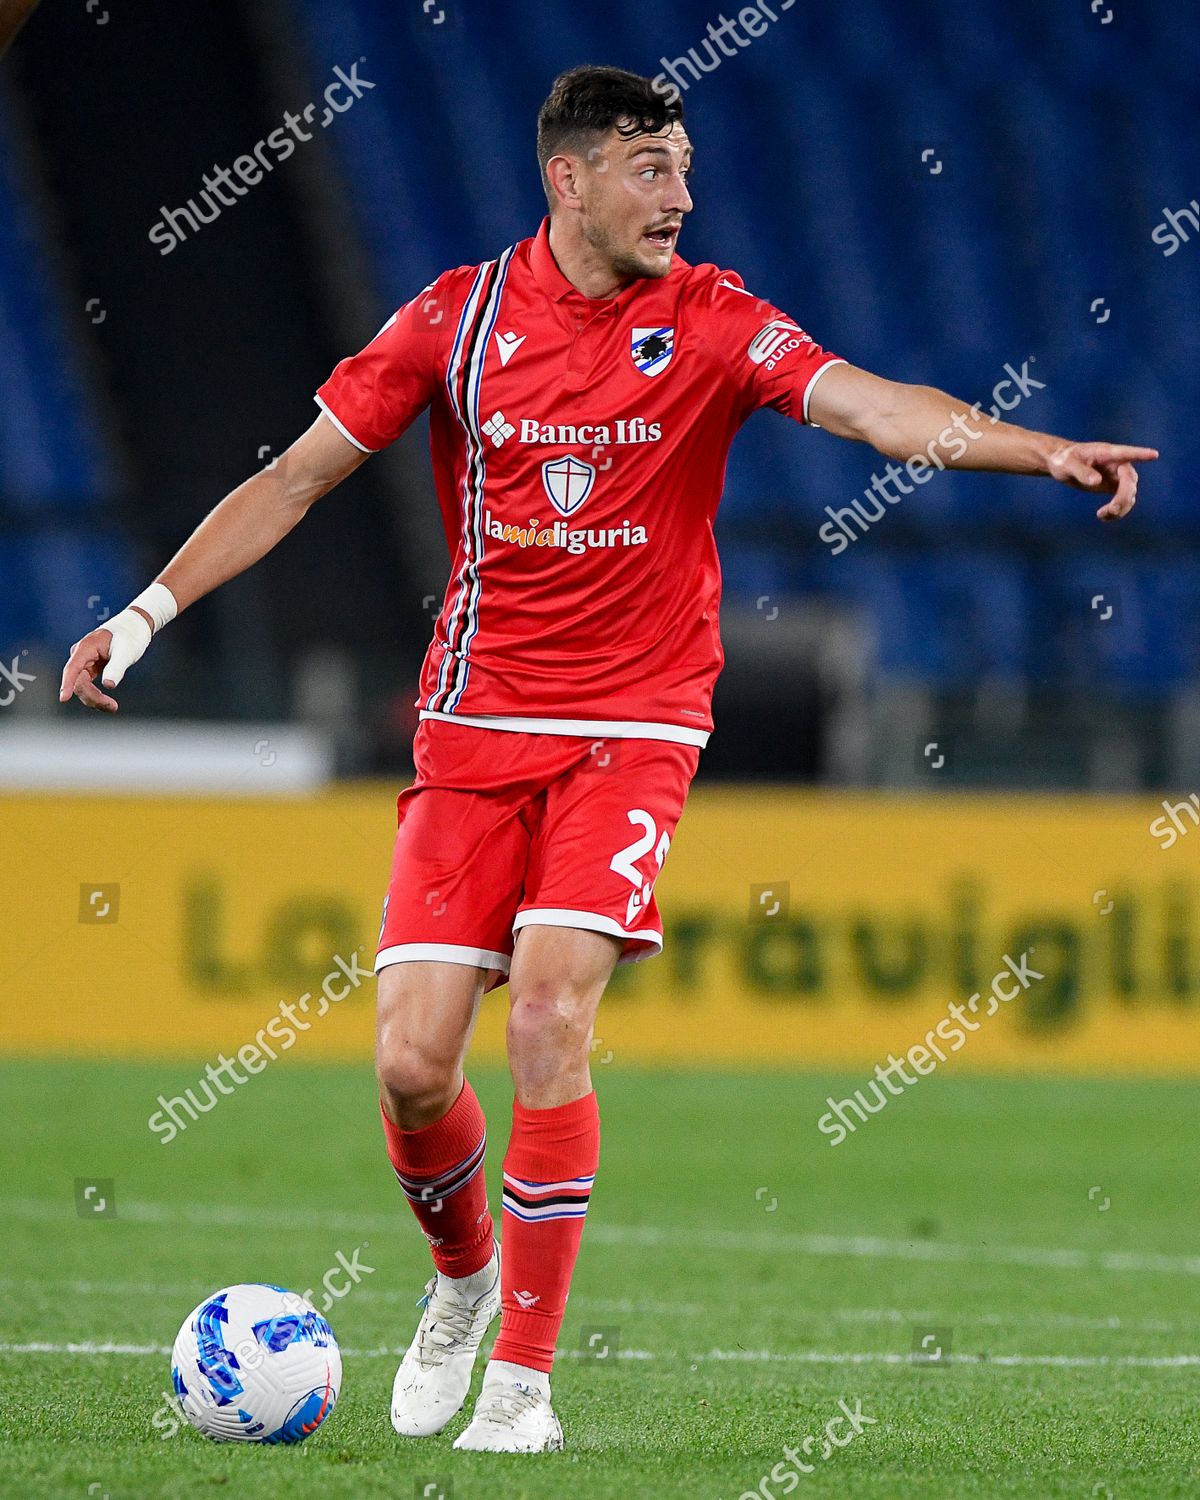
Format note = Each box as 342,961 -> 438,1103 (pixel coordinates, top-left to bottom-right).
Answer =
547,215 -> 629,300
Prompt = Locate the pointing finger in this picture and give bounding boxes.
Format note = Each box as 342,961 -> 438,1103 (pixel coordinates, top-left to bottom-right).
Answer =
1096,445 -> 1158,464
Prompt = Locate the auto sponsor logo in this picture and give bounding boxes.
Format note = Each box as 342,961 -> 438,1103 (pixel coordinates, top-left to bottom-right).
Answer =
747,319 -> 812,370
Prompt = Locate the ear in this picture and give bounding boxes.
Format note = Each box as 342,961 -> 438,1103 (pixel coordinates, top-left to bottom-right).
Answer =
545,153 -> 583,211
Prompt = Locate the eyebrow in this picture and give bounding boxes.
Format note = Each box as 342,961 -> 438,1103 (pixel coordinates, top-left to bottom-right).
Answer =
628,143 -> 694,162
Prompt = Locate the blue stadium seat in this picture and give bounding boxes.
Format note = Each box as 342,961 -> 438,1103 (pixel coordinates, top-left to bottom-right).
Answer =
0,96 -> 113,510
1040,555 -> 1200,700
290,0 -> 1200,703
19,531 -> 139,652
0,540 -> 38,655
717,543 -> 797,608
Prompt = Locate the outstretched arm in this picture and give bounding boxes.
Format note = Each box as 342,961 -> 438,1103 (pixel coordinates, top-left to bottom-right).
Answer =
807,363 -> 1158,523
59,413 -> 367,712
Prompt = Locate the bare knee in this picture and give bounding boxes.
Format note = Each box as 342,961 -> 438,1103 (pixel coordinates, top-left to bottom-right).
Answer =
507,978 -> 597,1098
376,966 -> 477,1128
376,1039 -> 461,1129
505,928 -> 620,1105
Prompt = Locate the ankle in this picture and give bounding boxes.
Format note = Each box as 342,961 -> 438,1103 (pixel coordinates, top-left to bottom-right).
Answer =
438,1244 -> 499,1300
486,1358 -> 550,1397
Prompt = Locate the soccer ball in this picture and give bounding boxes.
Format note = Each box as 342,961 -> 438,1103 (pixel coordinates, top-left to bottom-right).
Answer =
170,1283 -> 341,1443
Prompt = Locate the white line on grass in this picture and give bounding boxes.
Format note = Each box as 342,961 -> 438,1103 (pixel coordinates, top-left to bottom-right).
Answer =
0,1276 -> 703,1318
587,1225 -> 1200,1278
697,1350 -> 1200,1369
0,1278 -> 1192,1337
3,1342 -> 1199,1369
9,1195 -> 1200,1277
1,1341 -> 172,1355
810,1306 -> 1198,1336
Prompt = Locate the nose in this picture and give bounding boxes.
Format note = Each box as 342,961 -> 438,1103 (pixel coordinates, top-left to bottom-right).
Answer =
664,171 -> 692,215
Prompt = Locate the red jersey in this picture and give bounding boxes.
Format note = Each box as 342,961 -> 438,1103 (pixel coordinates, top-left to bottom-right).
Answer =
316,217 -> 843,747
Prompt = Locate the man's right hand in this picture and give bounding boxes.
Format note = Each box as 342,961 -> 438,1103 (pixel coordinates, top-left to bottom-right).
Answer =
56,414 -> 368,714
59,605 -> 156,712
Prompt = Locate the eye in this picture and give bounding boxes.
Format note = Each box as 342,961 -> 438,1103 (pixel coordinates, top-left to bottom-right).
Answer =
640,167 -> 658,180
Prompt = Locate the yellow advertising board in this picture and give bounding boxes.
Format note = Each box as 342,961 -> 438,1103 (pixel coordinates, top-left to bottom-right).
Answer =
2,785 -> 1198,1071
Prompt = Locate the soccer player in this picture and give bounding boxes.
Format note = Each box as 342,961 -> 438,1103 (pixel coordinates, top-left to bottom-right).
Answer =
60,65 -> 1156,1452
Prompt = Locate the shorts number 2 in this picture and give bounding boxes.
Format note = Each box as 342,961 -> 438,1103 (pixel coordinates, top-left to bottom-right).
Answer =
609,810 -> 671,927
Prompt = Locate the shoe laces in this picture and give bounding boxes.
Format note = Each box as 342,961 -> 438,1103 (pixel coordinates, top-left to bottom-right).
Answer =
412,1278 -> 490,1372
474,1381 -> 545,1427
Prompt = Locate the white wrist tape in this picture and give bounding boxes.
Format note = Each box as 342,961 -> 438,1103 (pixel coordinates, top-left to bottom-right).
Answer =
129,582 -> 178,633
101,583 -> 178,689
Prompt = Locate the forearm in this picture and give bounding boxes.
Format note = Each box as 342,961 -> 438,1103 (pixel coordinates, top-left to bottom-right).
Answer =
863,382 -> 1058,476
154,416 -> 364,612
156,467 -> 312,612
808,362 -> 1156,520
59,413 -> 366,710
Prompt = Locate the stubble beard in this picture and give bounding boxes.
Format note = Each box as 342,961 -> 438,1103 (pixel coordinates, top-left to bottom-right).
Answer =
582,214 -> 668,284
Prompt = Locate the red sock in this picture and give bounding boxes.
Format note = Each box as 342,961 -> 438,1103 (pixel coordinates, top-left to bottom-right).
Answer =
379,1080 -> 493,1279
491,1091 -> 600,1374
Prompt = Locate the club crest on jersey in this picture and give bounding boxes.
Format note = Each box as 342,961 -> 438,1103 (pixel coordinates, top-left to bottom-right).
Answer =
541,454 -> 596,517
630,326 -> 674,377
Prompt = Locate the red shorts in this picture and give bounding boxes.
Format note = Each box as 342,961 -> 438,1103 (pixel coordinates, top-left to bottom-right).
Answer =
375,720 -> 701,987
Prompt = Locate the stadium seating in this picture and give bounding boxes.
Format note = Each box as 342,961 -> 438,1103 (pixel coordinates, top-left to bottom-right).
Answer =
282,0 -> 1198,700
0,99 -> 114,511
0,94 -> 127,660
3,0 -> 1195,705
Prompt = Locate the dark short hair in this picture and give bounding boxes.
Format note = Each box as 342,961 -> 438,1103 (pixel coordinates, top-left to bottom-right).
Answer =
536,65 -> 684,210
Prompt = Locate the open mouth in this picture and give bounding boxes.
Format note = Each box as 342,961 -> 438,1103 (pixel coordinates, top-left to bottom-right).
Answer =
643,226 -> 679,250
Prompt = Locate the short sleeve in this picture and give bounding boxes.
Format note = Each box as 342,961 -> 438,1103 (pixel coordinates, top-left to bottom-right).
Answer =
315,274 -> 450,452
705,270 -> 846,425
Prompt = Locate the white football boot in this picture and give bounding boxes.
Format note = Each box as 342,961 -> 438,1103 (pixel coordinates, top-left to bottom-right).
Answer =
452,1359 -> 564,1452
390,1245 -> 501,1437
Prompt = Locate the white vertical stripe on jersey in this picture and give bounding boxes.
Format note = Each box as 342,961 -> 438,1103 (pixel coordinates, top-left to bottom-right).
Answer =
432,259 -> 494,708
446,244 -> 516,712
431,246 -> 517,713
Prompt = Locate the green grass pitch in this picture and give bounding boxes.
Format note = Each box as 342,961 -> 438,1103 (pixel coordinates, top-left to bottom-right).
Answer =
1,1057 -> 1198,1498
